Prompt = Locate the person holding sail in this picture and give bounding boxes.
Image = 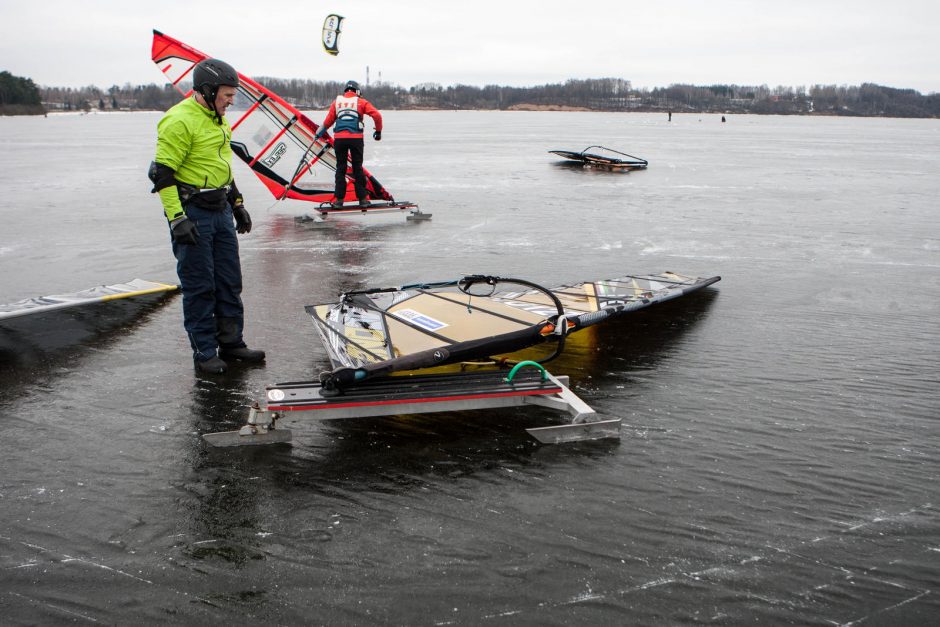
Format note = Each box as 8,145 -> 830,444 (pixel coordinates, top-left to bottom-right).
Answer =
315,80 -> 383,208
149,58 -> 265,375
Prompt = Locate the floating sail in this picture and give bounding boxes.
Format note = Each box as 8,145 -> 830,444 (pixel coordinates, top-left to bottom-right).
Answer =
549,146 -> 648,171
306,272 -> 720,391
151,29 -> 395,205
1,279 -> 179,361
322,14 -> 344,56
0,279 -> 178,322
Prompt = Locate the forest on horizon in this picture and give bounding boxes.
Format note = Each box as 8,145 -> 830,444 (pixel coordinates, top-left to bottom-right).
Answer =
3,69 -> 939,118
0,71 -> 45,115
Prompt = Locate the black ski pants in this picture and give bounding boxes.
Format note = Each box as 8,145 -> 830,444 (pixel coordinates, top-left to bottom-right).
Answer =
333,137 -> 368,201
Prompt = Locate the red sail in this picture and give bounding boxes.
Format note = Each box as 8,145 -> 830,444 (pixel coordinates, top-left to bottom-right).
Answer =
151,29 -> 392,204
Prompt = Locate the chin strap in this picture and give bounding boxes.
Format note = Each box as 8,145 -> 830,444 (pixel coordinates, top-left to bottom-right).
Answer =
199,86 -> 223,124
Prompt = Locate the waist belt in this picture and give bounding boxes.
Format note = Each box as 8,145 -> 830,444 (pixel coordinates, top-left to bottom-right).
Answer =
178,183 -> 232,211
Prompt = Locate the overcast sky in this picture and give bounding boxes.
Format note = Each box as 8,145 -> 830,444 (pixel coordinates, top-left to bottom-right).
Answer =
2,0 -> 937,93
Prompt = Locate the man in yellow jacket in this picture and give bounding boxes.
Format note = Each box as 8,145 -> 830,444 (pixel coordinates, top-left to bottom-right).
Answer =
150,58 -> 264,374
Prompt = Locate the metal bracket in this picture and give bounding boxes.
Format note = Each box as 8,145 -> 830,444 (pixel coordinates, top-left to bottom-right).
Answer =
202,404 -> 292,447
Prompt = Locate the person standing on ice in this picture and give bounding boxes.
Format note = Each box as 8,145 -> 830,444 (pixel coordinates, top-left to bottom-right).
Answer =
149,58 -> 265,375
315,79 -> 383,208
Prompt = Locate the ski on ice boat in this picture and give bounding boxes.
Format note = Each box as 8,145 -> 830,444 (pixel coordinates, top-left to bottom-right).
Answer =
295,200 -> 431,223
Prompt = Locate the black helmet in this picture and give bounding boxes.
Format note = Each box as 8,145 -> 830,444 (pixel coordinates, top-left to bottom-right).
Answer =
344,80 -> 360,95
192,58 -> 238,123
193,58 -> 239,91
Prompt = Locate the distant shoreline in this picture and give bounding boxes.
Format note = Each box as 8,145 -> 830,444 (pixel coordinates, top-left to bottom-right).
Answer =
0,105 -> 46,116
34,79 -> 940,119
21,107 -> 937,120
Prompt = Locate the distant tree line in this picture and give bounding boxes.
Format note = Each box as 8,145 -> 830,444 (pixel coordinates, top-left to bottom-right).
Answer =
384,80 -> 939,117
0,70 -> 45,115
29,76 -> 940,118
38,83 -> 180,112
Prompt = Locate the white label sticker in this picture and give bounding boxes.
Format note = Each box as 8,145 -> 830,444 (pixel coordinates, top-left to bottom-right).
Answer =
395,309 -> 448,331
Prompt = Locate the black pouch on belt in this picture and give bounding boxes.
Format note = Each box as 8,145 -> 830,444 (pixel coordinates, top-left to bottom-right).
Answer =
178,183 -> 228,211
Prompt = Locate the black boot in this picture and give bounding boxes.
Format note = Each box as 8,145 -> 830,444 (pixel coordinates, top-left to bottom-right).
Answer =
219,346 -> 266,363
195,355 -> 227,374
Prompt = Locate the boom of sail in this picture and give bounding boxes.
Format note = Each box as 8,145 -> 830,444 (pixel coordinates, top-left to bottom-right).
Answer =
151,29 -> 395,205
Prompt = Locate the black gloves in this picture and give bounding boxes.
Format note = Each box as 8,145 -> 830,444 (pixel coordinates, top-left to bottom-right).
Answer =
169,203 -> 250,244
170,216 -> 198,245
373,130 -> 382,141
233,204 -> 252,234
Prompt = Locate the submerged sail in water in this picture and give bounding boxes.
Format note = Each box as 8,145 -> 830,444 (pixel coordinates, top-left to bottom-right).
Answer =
322,14 -> 344,56
0,279 -> 177,322
151,29 -> 395,205
307,272 -> 720,391
549,146 -> 648,171
1,279 -> 178,362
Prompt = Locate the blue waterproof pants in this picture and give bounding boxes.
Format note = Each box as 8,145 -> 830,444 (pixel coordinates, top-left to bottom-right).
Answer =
171,203 -> 246,362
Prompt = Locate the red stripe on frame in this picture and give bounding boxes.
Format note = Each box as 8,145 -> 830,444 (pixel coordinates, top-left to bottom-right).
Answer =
267,387 -> 563,412
231,98 -> 262,131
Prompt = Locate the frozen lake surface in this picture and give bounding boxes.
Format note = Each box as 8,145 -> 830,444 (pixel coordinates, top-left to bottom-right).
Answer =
1,110 -> 938,623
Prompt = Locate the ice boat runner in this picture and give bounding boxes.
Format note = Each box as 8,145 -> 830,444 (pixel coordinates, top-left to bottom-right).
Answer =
203,272 -> 719,447
549,146 -> 648,171
151,30 -> 426,220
